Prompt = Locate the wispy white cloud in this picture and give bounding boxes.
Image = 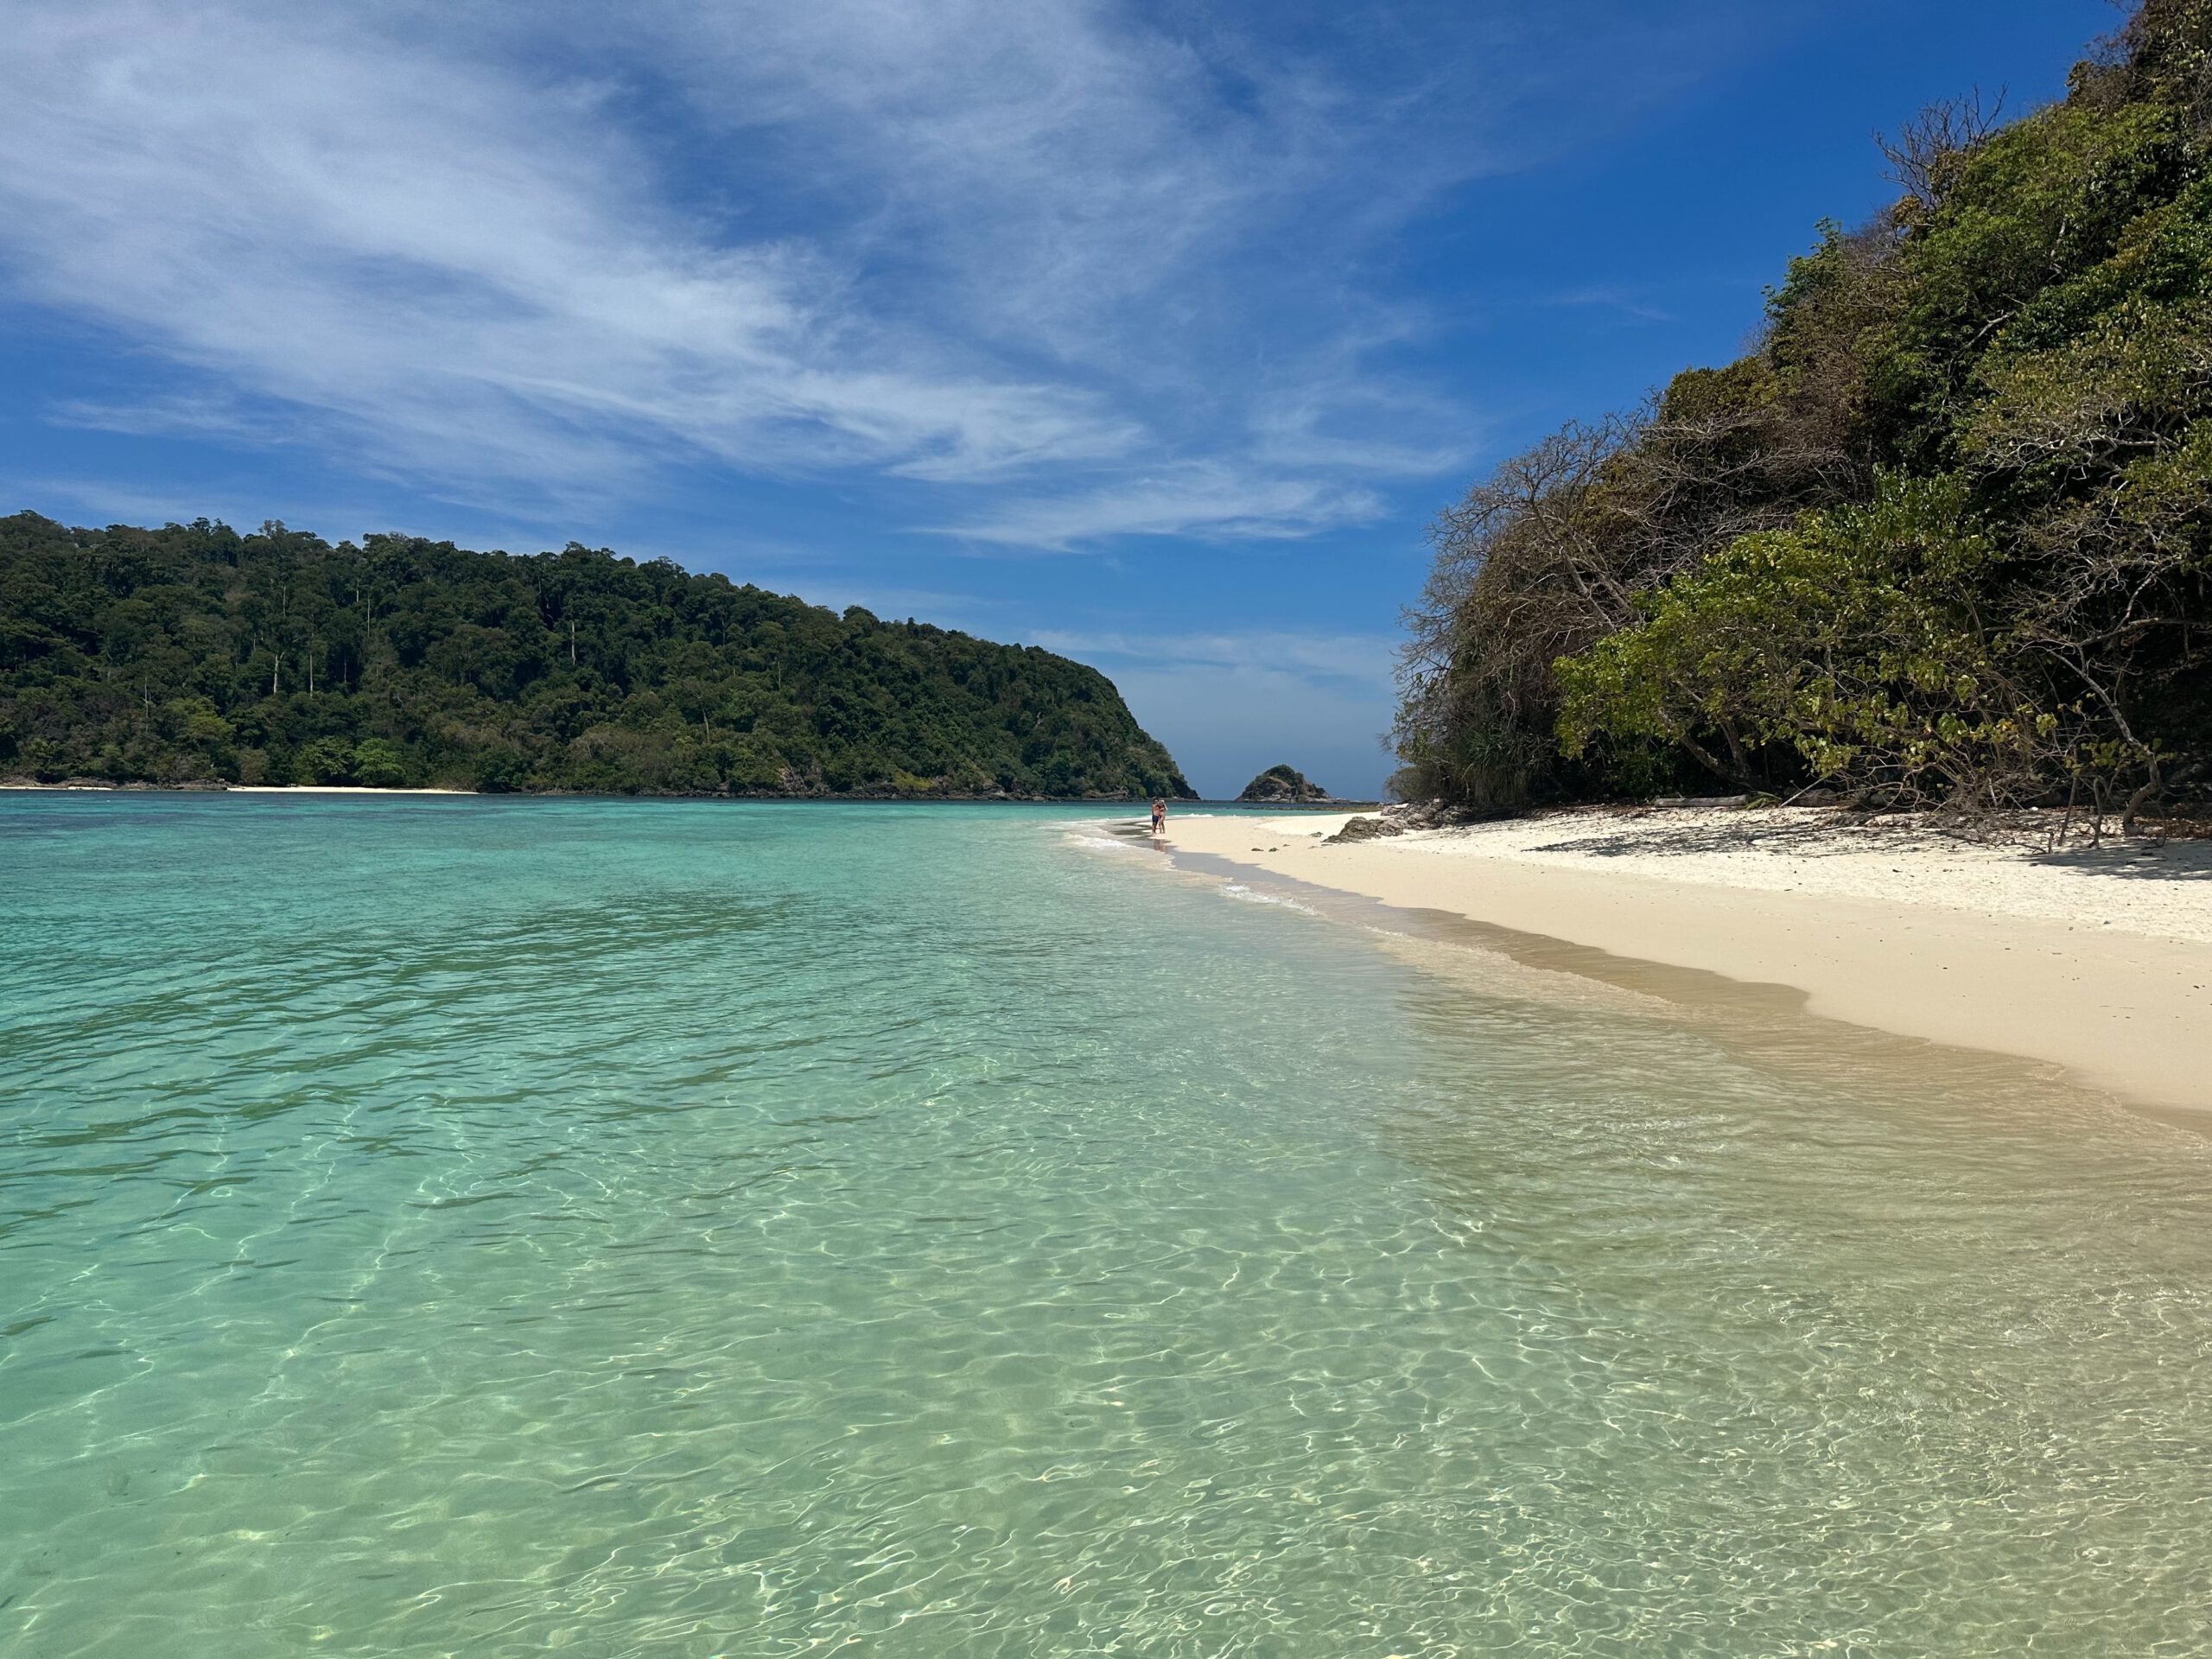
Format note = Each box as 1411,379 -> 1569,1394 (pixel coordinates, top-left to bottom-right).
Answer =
928,465 -> 1385,551
628,0 -> 1287,351
1545,284 -> 1679,324
0,0 -> 1770,544
46,390 -> 280,446
0,2 -> 1140,514
1032,626 -> 1398,689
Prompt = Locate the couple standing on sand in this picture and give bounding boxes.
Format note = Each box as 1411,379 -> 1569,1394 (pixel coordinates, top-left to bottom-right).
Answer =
1149,798 -> 1167,836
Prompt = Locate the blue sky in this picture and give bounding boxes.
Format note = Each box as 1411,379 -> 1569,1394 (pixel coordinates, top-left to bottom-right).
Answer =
0,0 -> 2117,797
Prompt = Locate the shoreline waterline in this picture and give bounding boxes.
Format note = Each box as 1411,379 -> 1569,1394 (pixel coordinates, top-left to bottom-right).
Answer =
1157,808 -> 2212,1116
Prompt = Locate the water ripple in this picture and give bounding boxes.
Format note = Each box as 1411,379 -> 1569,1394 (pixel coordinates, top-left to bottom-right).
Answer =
3,795 -> 2211,1655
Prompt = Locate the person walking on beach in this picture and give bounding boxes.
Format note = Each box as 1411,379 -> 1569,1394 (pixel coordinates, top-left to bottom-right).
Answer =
1150,798 -> 1166,836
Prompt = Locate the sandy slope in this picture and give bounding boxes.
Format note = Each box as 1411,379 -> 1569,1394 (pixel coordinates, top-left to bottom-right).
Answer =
1165,806 -> 2212,1113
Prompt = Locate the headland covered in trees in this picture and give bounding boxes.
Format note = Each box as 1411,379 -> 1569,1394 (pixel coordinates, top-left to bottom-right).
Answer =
1395,0 -> 2212,834
0,512 -> 1193,799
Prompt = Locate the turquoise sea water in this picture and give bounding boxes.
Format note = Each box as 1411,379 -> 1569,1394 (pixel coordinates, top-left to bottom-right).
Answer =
3,794 -> 2211,1656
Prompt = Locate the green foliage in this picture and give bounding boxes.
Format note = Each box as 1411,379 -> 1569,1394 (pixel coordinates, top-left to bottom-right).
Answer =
1400,2 -> 2212,818
0,515 -> 1193,799
1869,100 -> 2196,469
1558,477 -> 2056,803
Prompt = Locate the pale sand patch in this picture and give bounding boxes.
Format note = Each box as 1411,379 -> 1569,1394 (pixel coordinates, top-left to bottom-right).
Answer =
1167,806 -> 2212,1113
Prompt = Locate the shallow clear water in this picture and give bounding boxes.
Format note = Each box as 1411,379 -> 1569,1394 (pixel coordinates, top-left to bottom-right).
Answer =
3,794 -> 2211,1656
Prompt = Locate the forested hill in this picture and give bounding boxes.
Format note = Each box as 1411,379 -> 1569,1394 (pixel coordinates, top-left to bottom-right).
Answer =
0,513 -> 1194,799
1397,0 -> 2212,827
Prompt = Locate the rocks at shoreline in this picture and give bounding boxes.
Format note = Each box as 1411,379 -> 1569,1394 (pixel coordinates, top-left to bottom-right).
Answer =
1328,814 -> 1402,842
0,775 -> 230,791
1325,798 -> 1464,842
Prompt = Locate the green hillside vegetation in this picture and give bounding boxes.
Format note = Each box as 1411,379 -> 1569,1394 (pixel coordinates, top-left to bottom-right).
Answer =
1395,0 -> 2212,829
0,513 -> 1193,799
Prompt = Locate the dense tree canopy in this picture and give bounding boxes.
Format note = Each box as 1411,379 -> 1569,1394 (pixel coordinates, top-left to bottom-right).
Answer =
0,513 -> 1193,798
1397,0 -> 2212,826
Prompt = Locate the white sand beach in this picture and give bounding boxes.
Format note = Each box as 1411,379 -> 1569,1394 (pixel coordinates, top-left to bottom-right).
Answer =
1166,806 -> 2212,1114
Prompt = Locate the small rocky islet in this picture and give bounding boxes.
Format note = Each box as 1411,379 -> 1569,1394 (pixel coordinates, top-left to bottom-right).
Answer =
1236,764 -> 1336,804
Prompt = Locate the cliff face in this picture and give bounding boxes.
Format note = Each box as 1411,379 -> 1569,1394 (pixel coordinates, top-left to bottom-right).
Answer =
0,513 -> 1197,799
1237,765 -> 1332,804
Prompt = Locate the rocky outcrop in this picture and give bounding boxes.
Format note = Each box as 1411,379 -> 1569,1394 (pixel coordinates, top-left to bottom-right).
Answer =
1325,798 -> 1463,843
1238,765 -> 1333,804
1328,813 -> 1402,842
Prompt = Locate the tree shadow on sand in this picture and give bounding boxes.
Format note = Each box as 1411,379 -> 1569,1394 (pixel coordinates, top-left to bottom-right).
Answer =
2029,839 -> 2212,880
1458,808 -> 2212,880
1498,812 -> 1944,863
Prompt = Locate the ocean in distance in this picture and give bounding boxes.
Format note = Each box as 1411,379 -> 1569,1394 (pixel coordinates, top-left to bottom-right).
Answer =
3,792 -> 2209,1656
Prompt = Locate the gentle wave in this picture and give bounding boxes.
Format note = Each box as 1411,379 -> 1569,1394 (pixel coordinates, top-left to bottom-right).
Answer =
1218,881 -> 1318,914
1059,829 -> 1146,855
